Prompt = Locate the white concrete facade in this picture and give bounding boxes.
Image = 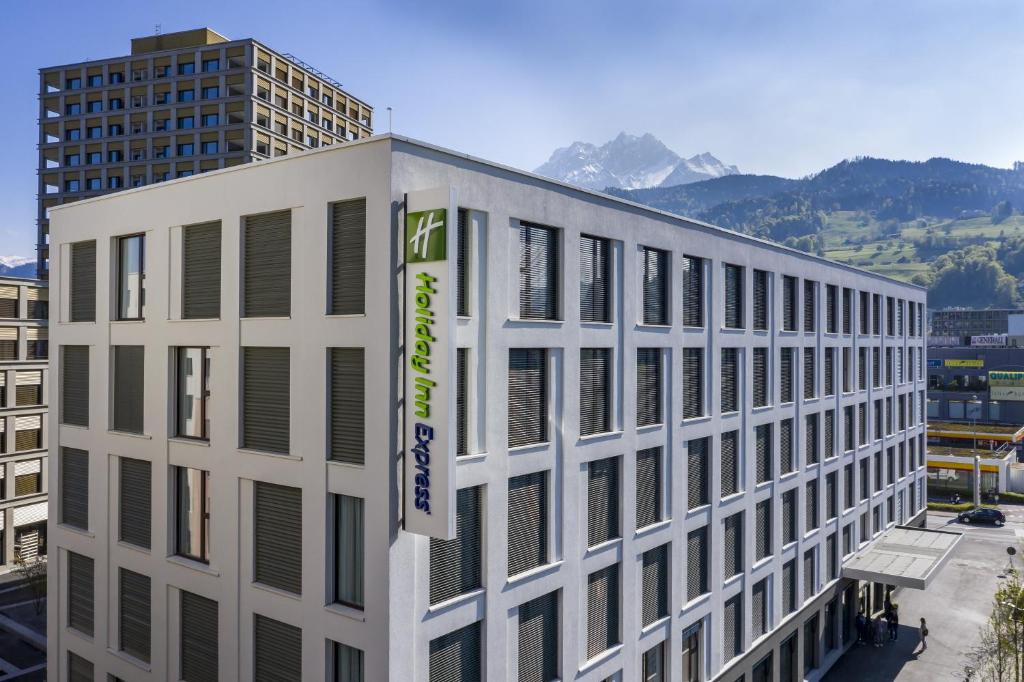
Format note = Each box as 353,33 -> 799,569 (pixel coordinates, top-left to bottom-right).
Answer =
47,135 -> 928,682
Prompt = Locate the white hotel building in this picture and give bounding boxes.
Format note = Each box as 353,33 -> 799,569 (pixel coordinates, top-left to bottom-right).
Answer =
47,134 -> 954,682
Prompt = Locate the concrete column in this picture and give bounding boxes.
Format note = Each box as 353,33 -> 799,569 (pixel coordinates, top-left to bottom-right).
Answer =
2,508 -> 13,566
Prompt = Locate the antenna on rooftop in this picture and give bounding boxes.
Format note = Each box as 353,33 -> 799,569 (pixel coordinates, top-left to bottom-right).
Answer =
155,24 -> 162,36
387,107 -> 392,133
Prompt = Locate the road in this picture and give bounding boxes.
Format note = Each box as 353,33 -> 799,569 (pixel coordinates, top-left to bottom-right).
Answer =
824,508 -> 1024,682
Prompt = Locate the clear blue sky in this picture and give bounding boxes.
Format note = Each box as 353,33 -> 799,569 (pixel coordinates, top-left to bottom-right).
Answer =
2,0 -> 1022,257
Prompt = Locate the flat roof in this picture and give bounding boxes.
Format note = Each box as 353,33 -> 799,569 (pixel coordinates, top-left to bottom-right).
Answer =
842,526 -> 962,590
929,421 -> 1024,435
926,445 -> 1013,460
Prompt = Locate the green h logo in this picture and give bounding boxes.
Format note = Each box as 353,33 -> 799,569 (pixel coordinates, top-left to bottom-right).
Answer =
406,209 -> 447,263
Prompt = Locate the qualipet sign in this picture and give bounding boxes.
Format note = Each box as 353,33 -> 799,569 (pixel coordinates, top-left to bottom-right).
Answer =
404,189 -> 457,540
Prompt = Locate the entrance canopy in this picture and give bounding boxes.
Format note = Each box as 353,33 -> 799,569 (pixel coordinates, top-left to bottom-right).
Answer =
841,525 -> 962,590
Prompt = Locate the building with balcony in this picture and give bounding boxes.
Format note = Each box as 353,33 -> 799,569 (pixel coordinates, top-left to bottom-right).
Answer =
0,277 -> 49,569
38,27 -> 373,277
47,135 -> 945,682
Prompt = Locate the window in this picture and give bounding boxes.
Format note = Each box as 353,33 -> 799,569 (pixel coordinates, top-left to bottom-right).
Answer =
804,347 -> 816,399
636,348 -> 662,426
334,640 -> 366,682
782,489 -> 797,544
752,578 -> 769,640
686,526 -> 709,600
254,614 -> 301,680
826,284 -> 837,333
179,61 -> 195,75
687,437 -> 709,509
61,447 -> 89,530
66,127 -> 82,141
201,141 -> 219,154
636,447 -> 662,529
782,559 -> 797,616
518,223 -> 558,320
175,467 -> 210,562
587,564 -> 619,657
178,89 -> 195,102
508,471 -> 547,576
110,122 -> 124,135
178,115 -> 195,129
824,347 -> 834,396
456,208 -> 470,317
119,458 -> 151,549
66,76 -> 82,89
429,622 -> 480,681
117,234 -> 144,319
641,246 -> 668,325
642,544 -> 669,625
430,487 -> 482,604
178,143 -> 195,156
723,594 -> 743,661
587,457 -> 619,546
65,152 -> 81,166
755,424 -> 772,483
62,345 -> 90,426
806,413 -> 819,465
68,652 -> 93,680
119,568 -> 151,662
804,613 -> 819,671
682,255 -> 703,327
327,348 -> 364,465
202,113 -> 219,126
580,234 -> 610,322
87,151 -> 102,164
804,280 -> 816,331
334,494 -> 364,608
721,348 -> 739,413
724,263 -> 744,328
202,58 -> 220,72
68,551 -> 94,636
456,349 -> 469,457
66,102 -> 82,116
108,176 -> 123,189
643,642 -> 665,681
782,276 -> 797,331
824,409 -> 835,459
780,418 -> 794,474
724,512 -> 743,578
753,347 -> 768,407
753,269 -> 768,330
806,479 -> 819,532
241,346 -> 289,453
721,430 -> 740,497
518,592 -> 558,682
70,240 -> 96,322
873,294 -> 881,334
508,349 -> 546,447
182,221 -> 221,318
15,372 -> 41,406
780,347 -> 794,403
682,347 -> 704,419
86,177 -> 102,190
325,198 -> 368,316
65,179 -> 81,192
254,482 -> 302,594
87,99 -> 102,112
110,97 -> 123,110
580,348 -> 611,435
755,499 -> 772,560
859,291 -> 869,334
202,86 -> 220,99
112,345 -> 144,433
180,591 -> 218,681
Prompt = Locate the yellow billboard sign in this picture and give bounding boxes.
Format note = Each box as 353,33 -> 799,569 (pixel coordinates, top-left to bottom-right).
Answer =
988,370 -> 1024,386
944,359 -> 984,368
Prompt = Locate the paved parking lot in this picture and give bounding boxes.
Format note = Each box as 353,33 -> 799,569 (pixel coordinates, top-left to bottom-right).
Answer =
0,572 -> 47,680
825,509 -> 1024,682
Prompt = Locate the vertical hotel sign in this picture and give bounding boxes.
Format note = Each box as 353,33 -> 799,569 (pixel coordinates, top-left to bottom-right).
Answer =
403,187 -> 457,539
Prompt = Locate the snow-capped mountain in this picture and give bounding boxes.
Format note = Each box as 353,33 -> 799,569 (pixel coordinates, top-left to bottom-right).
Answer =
0,256 -> 36,278
534,132 -> 739,190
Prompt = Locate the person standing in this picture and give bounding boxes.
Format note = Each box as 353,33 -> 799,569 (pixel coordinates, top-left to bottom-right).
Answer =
919,617 -> 928,651
856,611 -> 867,644
889,607 -> 899,640
874,615 -> 886,647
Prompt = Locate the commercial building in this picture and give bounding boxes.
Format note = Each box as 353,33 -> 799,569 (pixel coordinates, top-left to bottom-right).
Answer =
925,346 -> 1024,427
0,277 -> 49,568
38,27 -> 373,277
47,135 -> 940,681
930,308 -> 1024,343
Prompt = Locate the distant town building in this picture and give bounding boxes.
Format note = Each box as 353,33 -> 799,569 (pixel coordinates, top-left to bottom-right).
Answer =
930,308 -> 1024,343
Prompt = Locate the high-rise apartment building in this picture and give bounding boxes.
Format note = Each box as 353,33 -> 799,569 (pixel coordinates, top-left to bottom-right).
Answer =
0,277 -> 49,569
37,27 -> 373,277
48,136 -> 954,681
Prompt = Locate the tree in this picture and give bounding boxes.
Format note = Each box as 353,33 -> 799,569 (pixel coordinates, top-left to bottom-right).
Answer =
928,245 -> 1021,309
992,200 -> 1013,225
966,569 -> 1024,682
12,555 -> 46,616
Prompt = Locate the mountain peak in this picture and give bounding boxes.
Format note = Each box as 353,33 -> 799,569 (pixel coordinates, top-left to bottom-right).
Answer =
535,133 -> 738,190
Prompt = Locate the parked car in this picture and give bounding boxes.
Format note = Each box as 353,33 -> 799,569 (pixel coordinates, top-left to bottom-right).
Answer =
957,507 -> 1005,526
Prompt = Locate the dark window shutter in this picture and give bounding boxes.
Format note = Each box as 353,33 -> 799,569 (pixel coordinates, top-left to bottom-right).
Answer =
518,591 -> 558,682
587,564 -> 619,658
804,280 -> 816,332
508,471 -> 547,576
806,413 -> 819,465
181,590 -> 219,682
859,348 -> 867,390
254,614 -> 302,681
119,457 -> 151,549
783,559 -> 796,614
508,349 -> 546,447
724,264 -> 743,328
859,291 -> 869,334
753,347 -> 768,407
642,247 -> 668,325
635,447 -> 661,529
826,284 -> 837,333
587,457 -> 619,546
804,549 -> 816,600
253,482 -> 302,594
68,551 -> 94,636
580,348 -> 610,436
242,347 -> 290,453
752,578 -> 768,638
519,223 -> 558,320
430,487 -> 482,605
806,480 -> 819,531
842,288 -> 852,334
804,347 -> 815,400
780,348 -> 793,403
755,424 -> 771,483
0,295 -> 15,318
580,234 -> 610,323
68,651 -> 94,682
119,567 -> 151,662
783,490 -> 796,544
641,544 -> 668,626
329,348 -> 364,464
826,472 -> 837,520
824,348 -> 834,396
112,345 -> 144,433
182,221 -> 221,319
70,240 -> 96,322
456,208 -> 470,317
782,276 -> 796,331
723,594 -> 742,661
824,410 -> 834,459
61,447 -> 89,530
456,348 -> 468,456
721,430 -> 739,497
780,418 -> 794,474
687,437 -> 709,509
721,348 -> 738,413
755,499 -> 771,560
331,198 -> 366,315
753,269 -> 768,330
62,345 -> 90,426
334,641 -> 365,682
724,513 -> 743,578
243,210 -> 291,317
686,526 -> 709,600
827,533 -> 838,579
844,464 -> 854,509
682,347 -> 703,419
429,621 -> 481,682
636,348 -> 661,426
682,255 -> 703,327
